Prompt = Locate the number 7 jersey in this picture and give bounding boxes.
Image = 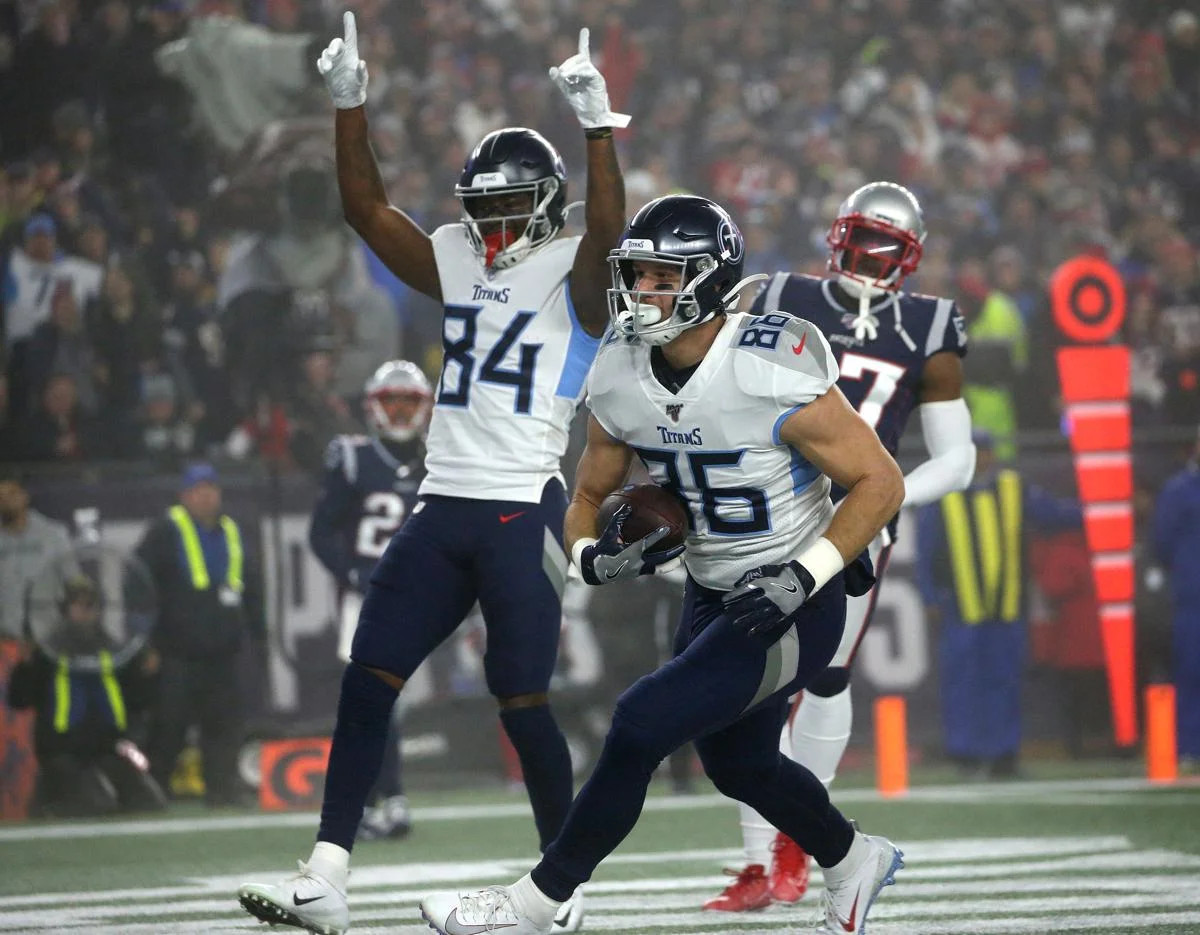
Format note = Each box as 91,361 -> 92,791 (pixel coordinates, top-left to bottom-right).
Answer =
586,312 -> 840,591
423,225 -> 602,503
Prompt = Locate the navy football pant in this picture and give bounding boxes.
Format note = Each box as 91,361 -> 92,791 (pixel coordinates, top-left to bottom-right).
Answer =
533,573 -> 855,900
318,481 -> 571,851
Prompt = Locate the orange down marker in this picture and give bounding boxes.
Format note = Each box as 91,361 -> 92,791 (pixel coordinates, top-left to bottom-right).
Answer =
1052,255 -> 1136,747
874,695 -> 908,797
1145,684 -> 1177,783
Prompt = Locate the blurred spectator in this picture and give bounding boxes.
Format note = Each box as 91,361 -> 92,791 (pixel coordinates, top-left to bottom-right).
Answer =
286,349 -> 359,475
86,260 -> 163,420
1153,235 -> 1200,424
2,213 -> 102,346
12,279 -> 102,417
6,575 -> 166,818
120,372 -> 198,470
1029,529 -> 1109,758
136,463 -> 264,806
19,372 -> 104,462
1152,429 -> 1200,771
917,431 -> 1080,779
0,469 -> 70,642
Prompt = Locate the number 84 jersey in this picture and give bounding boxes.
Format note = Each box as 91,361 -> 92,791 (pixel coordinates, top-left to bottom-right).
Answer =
586,312 -> 840,592
423,226 -> 601,503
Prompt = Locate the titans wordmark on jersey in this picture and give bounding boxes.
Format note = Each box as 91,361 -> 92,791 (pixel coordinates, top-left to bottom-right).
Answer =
309,436 -> 426,590
587,312 -> 839,591
751,273 -> 967,460
425,225 -> 601,503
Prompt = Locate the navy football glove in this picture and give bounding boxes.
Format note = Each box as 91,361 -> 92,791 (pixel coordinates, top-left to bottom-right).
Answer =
722,560 -> 816,645
577,503 -> 685,586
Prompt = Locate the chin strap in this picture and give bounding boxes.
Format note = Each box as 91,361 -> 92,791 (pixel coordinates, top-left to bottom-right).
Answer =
852,289 -> 880,342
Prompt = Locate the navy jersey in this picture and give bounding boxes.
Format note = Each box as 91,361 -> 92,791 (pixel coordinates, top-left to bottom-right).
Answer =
751,273 -> 967,460
309,435 -> 426,590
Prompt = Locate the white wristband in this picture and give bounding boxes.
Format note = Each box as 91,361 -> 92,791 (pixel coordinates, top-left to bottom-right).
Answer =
797,536 -> 844,594
571,537 -> 597,570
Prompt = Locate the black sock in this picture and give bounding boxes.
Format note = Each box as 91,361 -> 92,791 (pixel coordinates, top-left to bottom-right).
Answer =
500,705 -> 573,850
317,664 -> 398,850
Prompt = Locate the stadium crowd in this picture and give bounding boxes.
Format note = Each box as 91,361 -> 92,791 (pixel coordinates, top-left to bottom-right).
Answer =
0,0 -> 1196,475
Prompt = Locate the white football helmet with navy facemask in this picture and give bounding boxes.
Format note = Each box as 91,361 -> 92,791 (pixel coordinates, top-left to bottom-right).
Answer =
364,359 -> 433,443
607,195 -> 766,346
826,181 -> 927,346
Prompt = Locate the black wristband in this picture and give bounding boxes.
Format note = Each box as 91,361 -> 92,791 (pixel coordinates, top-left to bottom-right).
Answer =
585,127 -> 613,140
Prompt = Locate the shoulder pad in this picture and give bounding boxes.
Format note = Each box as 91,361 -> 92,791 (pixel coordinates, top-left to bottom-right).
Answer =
731,312 -> 837,382
587,335 -> 639,399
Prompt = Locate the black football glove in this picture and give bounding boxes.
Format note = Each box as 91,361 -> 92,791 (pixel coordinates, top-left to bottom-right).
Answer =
721,560 -> 816,645
578,503 -> 685,586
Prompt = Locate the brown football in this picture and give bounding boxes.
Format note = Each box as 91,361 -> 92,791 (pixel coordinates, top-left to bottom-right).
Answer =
595,484 -> 689,552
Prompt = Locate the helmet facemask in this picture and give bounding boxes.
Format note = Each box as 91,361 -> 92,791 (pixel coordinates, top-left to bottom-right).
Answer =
607,250 -> 757,346
456,176 -> 563,270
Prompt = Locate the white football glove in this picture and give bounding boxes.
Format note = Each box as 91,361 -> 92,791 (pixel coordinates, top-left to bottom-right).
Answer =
549,27 -> 631,130
317,11 -> 368,110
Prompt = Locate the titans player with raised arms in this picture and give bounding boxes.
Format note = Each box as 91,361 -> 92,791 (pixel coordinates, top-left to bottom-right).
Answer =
704,182 -> 977,912
238,14 -> 628,935
420,195 -> 905,935
308,359 -> 433,842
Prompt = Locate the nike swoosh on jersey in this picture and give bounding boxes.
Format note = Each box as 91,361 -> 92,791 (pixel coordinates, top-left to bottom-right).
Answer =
792,331 -> 808,355
292,893 -> 326,907
447,909 -> 518,934
498,511 -> 527,523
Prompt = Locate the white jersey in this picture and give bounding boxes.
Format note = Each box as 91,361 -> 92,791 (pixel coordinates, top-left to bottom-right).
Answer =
586,311 -> 839,591
422,225 -> 600,502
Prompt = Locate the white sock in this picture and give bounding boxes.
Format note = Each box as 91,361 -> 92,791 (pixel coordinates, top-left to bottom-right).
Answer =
788,688 -> 852,788
822,831 -> 870,880
307,842 -> 350,892
508,873 -> 561,926
737,800 -> 776,867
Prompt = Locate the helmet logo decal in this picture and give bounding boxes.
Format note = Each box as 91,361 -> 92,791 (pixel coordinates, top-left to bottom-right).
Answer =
471,171 -> 508,187
718,218 -> 742,262
622,238 -> 655,251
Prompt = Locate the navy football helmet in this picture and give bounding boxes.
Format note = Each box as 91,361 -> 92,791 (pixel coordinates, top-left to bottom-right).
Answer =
455,127 -> 567,270
608,195 -> 764,345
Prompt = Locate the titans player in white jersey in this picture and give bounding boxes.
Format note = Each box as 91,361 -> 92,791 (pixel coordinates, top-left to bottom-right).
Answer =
420,196 -> 905,935
705,182 -> 977,912
238,16 -> 627,935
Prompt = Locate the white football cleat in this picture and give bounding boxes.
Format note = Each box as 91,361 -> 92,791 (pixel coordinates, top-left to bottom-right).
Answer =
420,886 -> 550,935
552,887 -> 584,931
816,833 -> 903,934
238,861 -> 349,935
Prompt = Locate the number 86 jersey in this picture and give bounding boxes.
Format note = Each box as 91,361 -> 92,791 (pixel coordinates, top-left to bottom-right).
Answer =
585,312 -> 841,592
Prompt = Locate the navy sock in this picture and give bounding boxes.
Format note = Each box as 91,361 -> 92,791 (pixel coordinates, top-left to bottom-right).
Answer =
500,705 -> 573,851
317,664 -> 398,850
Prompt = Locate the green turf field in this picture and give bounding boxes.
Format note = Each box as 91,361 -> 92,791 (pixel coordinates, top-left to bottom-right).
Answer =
1,763 -> 1198,934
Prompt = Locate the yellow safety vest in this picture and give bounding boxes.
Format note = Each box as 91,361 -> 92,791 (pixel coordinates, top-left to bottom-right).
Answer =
940,469 -> 1023,624
53,651 -> 127,733
168,505 -> 243,593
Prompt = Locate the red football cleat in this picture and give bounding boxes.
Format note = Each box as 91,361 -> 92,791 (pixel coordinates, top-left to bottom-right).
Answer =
702,864 -> 771,912
769,832 -> 811,903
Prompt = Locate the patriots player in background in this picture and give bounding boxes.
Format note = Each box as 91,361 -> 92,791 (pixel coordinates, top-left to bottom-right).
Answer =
704,181 -> 977,912
308,359 -> 433,842
238,14 -> 628,935
420,194 -> 905,935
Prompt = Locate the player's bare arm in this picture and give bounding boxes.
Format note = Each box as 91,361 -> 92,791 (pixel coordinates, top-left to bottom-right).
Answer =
565,413 -> 633,554
780,386 -> 905,561
919,350 -> 965,403
551,28 -> 630,337
319,12 -> 441,301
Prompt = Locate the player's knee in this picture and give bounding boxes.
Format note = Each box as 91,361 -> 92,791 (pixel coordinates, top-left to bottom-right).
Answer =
702,755 -> 776,802
496,692 -> 549,711
605,693 -> 673,767
340,662 -> 401,724
806,666 -> 849,698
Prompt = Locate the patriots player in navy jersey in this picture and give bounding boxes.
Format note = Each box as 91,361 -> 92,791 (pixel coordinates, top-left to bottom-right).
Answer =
704,182 -> 977,912
420,195 -> 905,935
239,15 -> 627,935
308,359 -> 432,842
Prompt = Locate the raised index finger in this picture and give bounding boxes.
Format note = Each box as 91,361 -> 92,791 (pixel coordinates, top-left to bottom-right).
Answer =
343,10 -> 357,50
577,26 -> 590,60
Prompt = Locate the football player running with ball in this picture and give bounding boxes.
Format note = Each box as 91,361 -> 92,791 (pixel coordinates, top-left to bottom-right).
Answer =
419,194 -> 906,935
704,182 -> 976,912
238,14 -> 628,935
